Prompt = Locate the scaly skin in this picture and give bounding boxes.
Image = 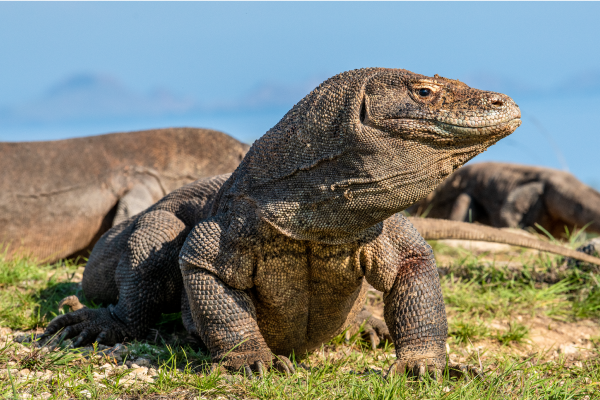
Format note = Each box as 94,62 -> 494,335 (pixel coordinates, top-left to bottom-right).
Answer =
408,162 -> 600,239
43,68 -> 521,377
0,128 -> 248,263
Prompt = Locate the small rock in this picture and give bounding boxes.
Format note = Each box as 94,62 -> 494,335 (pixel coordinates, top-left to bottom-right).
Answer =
37,393 -> 51,400
558,343 -> 579,355
147,368 -> 158,376
19,368 -> 31,376
99,363 -> 113,370
130,367 -> 148,375
443,386 -> 451,393
19,394 -> 32,399
135,357 -> 151,367
111,343 -> 128,355
131,363 -> 141,369
80,389 -> 92,398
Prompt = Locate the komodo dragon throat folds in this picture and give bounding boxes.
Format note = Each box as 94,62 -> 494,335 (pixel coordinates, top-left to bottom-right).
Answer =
42,68 -> 522,377
0,128 -> 249,263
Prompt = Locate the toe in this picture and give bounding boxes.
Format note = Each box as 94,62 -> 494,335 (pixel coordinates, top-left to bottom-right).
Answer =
280,356 -> 295,374
255,360 -> 265,379
417,362 -> 426,380
385,360 -> 407,379
72,328 -> 94,347
274,359 -> 291,375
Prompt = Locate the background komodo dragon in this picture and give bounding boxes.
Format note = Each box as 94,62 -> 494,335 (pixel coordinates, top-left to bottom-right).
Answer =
42,67 -> 523,378
0,128 -> 249,263
408,162 -> 600,239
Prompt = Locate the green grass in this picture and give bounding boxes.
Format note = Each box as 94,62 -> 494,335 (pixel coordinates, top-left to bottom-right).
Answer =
2,245 -> 600,399
0,254 -> 83,330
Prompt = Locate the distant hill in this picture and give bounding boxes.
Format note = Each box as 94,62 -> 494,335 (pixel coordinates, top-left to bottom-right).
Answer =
0,73 -> 195,123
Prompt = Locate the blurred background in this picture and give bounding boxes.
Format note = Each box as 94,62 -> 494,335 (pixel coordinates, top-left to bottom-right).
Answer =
1,2 -> 599,185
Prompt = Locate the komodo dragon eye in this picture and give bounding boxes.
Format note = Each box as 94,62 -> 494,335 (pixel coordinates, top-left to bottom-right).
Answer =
418,88 -> 431,97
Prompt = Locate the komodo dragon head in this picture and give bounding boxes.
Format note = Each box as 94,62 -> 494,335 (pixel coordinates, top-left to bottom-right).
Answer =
220,68 -> 521,243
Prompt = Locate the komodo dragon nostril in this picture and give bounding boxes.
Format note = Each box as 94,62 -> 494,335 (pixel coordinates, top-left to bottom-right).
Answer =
490,98 -> 504,107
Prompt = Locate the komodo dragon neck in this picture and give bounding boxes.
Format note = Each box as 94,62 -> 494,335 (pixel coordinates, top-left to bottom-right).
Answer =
216,68 -> 521,244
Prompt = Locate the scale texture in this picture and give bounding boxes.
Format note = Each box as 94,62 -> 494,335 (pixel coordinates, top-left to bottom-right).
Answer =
43,68 -> 521,376
0,128 -> 248,263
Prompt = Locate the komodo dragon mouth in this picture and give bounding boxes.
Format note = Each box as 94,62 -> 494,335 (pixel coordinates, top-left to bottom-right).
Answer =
430,118 -> 522,137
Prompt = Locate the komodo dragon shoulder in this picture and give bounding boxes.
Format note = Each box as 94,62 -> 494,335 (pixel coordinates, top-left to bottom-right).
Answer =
43,67 -> 522,378
0,128 -> 249,263
408,162 -> 600,239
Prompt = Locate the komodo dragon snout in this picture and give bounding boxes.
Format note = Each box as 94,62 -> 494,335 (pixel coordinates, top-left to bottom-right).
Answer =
42,68 -> 521,380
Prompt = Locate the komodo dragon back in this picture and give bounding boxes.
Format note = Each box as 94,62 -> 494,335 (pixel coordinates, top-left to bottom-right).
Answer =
0,127 -> 249,263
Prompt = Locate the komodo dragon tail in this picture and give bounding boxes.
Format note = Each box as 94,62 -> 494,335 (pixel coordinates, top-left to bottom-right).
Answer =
408,217 -> 600,266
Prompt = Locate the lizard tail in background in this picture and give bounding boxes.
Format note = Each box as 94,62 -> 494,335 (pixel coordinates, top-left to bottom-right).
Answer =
408,217 -> 600,266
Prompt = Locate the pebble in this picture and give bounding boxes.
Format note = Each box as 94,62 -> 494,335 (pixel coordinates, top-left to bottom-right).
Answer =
135,357 -> 151,367
558,343 -> 579,355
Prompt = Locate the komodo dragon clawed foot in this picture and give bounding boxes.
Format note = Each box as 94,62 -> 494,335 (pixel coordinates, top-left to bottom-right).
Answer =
385,358 -> 482,381
210,354 -> 296,379
40,306 -> 130,347
348,309 -> 393,350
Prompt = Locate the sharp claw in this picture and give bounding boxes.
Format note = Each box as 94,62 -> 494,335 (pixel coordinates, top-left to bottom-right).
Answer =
418,363 -> 426,380
276,359 -> 291,376
284,358 -> 296,375
96,331 -> 108,345
72,336 -> 84,348
369,331 -> 378,350
460,365 -> 470,381
385,361 -> 406,379
255,360 -> 265,379
58,328 -> 71,343
210,363 -> 220,375
244,365 -> 253,379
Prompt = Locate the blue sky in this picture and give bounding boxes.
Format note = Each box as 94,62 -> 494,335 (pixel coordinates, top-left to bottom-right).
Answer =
1,2 -> 600,185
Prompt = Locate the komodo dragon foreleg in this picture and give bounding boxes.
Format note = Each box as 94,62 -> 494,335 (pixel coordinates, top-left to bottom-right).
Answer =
179,216 -> 295,376
41,210 -> 189,346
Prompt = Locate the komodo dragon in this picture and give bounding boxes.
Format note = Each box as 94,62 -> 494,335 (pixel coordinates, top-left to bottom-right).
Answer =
408,162 -> 600,239
0,128 -> 249,263
42,68 -> 523,378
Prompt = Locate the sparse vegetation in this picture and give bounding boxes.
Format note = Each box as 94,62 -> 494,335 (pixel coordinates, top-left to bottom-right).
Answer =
2,241 -> 600,399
